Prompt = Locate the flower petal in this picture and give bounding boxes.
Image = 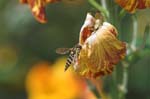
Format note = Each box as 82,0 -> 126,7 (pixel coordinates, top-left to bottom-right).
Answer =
20,0 -> 28,3
46,0 -> 61,3
20,0 -> 61,23
137,0 -> 146,9
26,58 -> 96,99
28,0 -> 47,23
79,13 -> 96,45
143,0 -> 150,8
75,22 -> 126,78
115,0 -> 138,13
116,0 -> 150,13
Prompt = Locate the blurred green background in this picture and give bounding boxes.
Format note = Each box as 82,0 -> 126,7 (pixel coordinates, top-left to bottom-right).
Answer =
0,0 -> 150,99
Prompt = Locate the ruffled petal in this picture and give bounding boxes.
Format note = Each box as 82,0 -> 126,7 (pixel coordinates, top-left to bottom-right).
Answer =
45,0 -> 61,3
115,0 -> 150,13
144,0 -> 150,8
20,0 -> 28,3
137,0 -> 146,9
115,0 -> 138,13
28,0 -> 47,23
79,13 -> 96,45
75,22 -> 126,78
20,0 -> 61,23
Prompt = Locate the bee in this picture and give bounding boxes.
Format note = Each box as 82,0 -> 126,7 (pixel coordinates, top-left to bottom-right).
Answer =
56,44 -> 82,71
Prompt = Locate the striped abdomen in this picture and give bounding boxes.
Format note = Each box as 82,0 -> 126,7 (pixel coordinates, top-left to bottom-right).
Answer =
64,51 -> 75,71
64,44 -> 82,71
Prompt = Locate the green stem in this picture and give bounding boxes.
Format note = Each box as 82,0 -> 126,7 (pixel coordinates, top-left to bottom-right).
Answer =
118,61 -> 129,99
137,24 -> 150,51
112,67 -> 119,99
91,78 -> 108,99
100,0 -> 107,10
88,0 -> 109,20
119,9 -> 127,20
131,15 -> 138,51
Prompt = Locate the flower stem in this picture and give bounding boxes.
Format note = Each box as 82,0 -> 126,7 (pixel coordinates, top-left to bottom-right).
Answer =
119,9 -> 127,20
130,15 -> 138,52
118,61 -> 129,99
91,78 -> 108,99
100,0 -> 107,10
88,0 -> 109,20
137,24 -> 150,51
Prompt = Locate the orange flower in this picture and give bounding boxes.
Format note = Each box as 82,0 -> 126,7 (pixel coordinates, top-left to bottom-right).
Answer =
73,13 -> 126,78
26,58 -> 96,99
20,0 -> 60,23
115,0 -> 150,13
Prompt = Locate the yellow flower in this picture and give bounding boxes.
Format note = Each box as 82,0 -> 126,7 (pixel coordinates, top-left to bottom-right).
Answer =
20,0 -> 61,23
115,0 -> 150,13
26,58 -> 96,99
74,13 -> 126,78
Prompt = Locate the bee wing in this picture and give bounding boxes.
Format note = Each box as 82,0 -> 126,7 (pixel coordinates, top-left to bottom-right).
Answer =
56,48 -> 71,55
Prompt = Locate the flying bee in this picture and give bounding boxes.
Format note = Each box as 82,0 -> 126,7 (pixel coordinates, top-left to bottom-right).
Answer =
56,44 -> 82,71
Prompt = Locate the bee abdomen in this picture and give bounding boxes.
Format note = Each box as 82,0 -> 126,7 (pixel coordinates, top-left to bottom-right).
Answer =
64,44 -> 82,71
64,53 -> 75,71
